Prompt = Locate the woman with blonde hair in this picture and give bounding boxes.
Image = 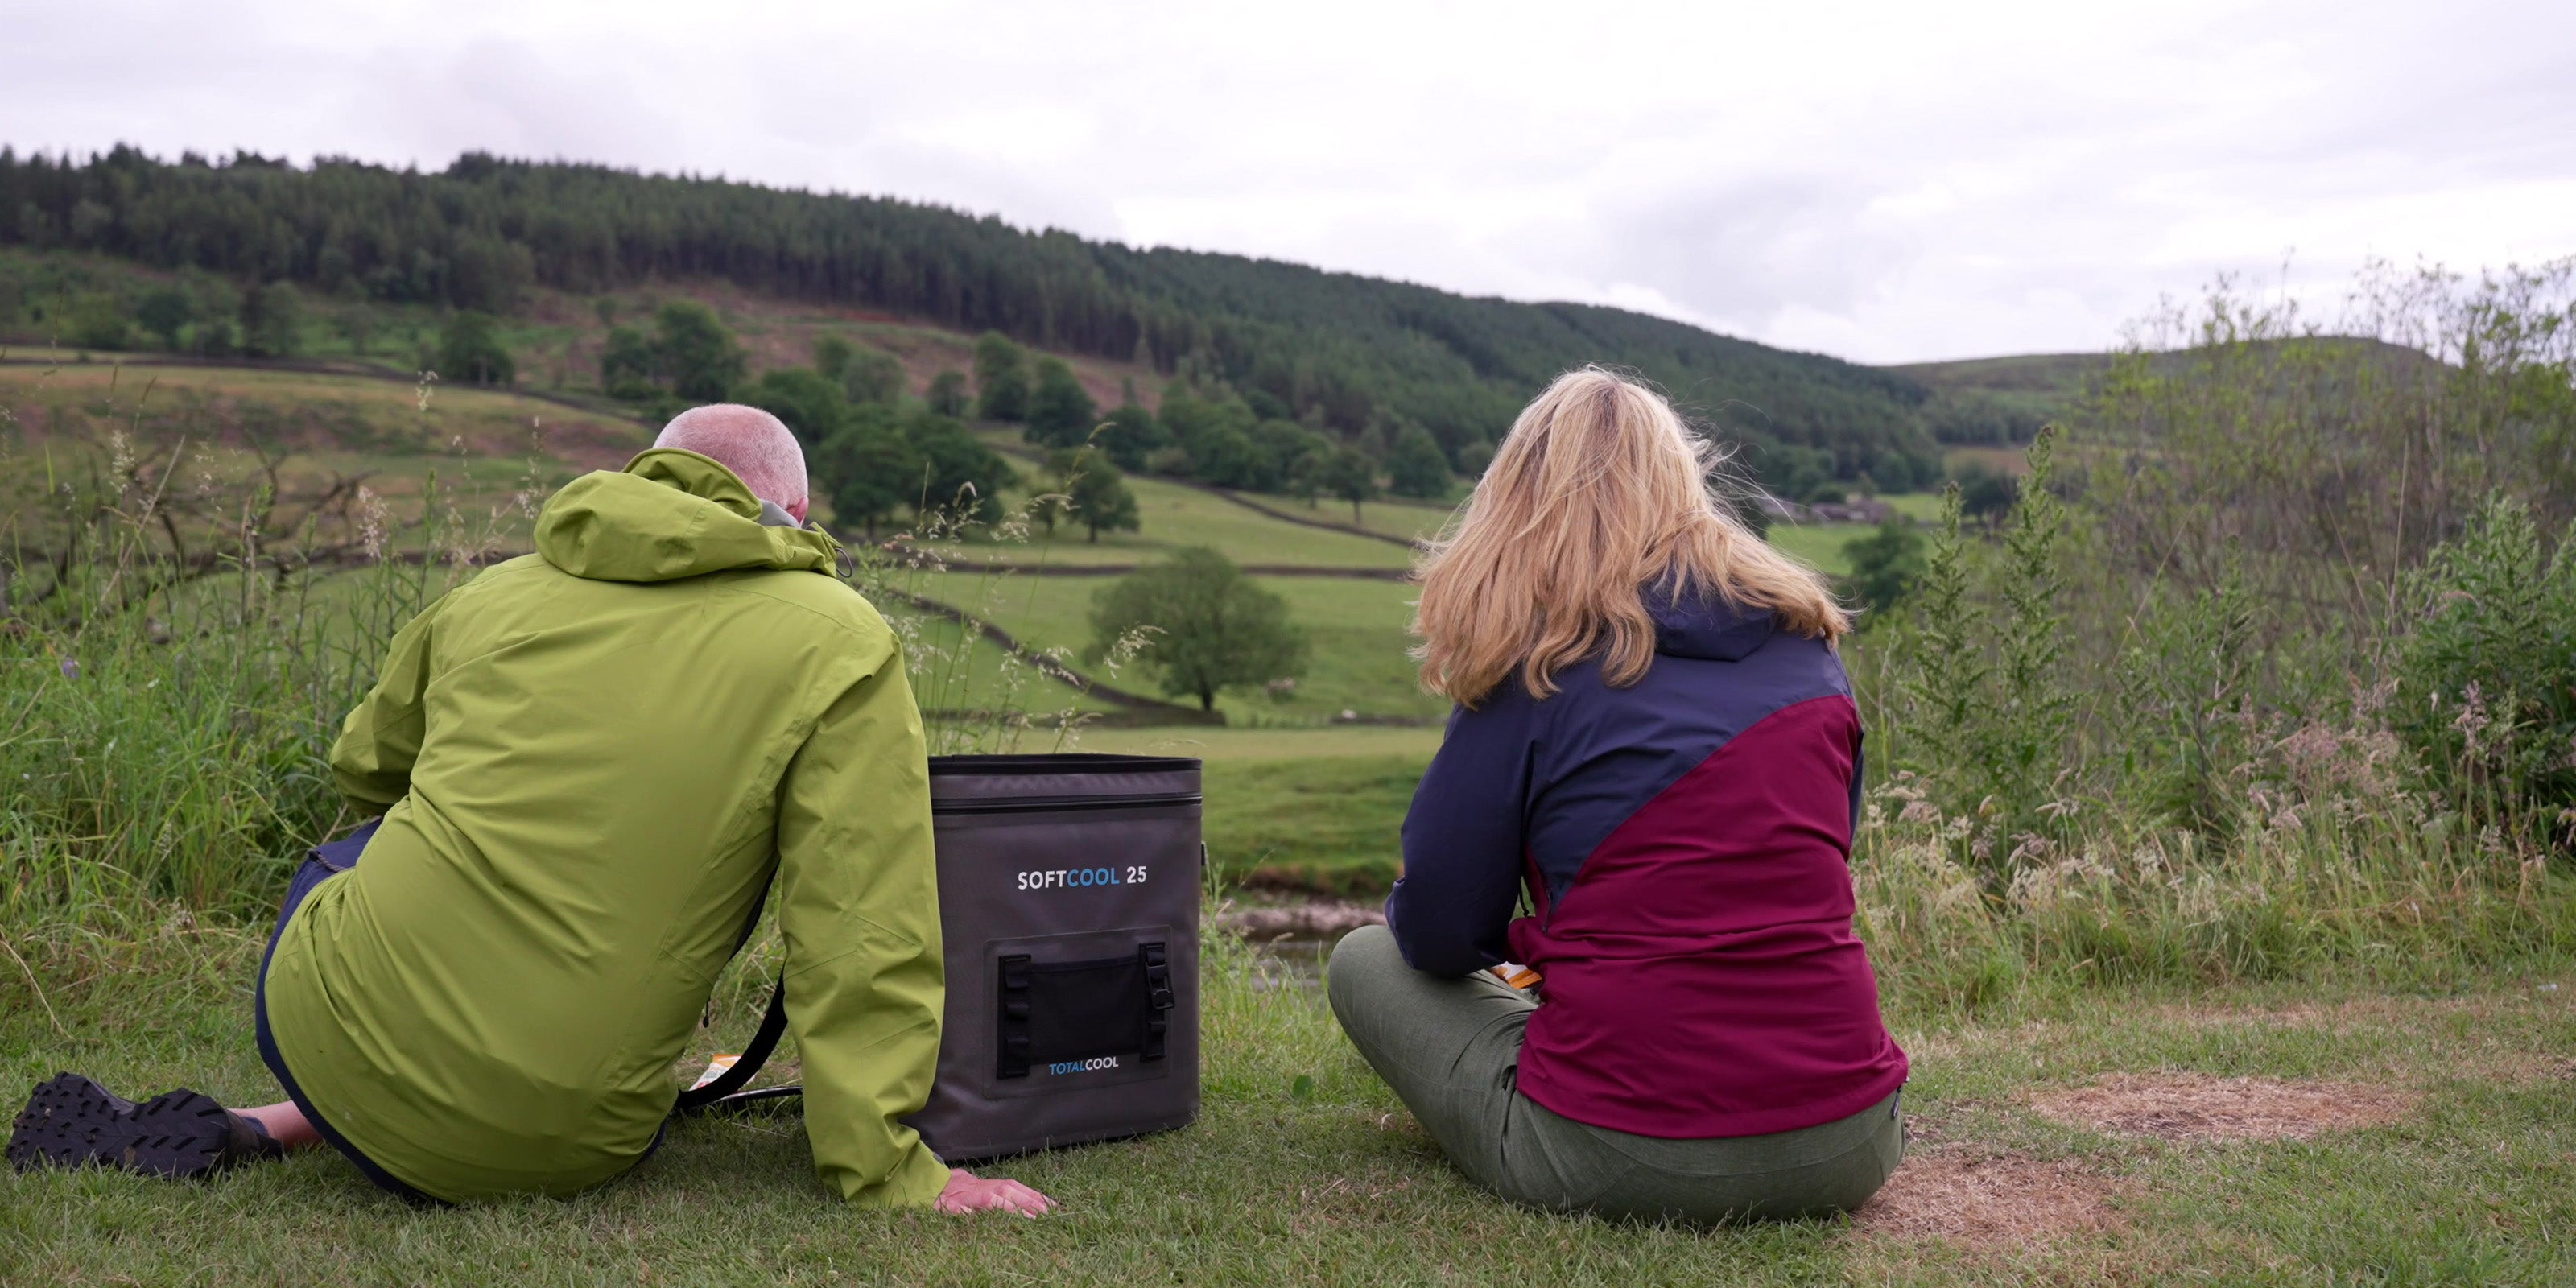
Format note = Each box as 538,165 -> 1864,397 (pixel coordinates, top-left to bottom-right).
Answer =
1327,368 -> 1907,1224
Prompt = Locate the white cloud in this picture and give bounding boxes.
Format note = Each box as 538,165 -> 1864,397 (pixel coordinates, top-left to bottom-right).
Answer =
3,0 -> 2570,362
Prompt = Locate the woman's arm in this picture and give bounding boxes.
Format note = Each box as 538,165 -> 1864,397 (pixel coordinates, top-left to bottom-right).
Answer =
1383,698 -> 1537,977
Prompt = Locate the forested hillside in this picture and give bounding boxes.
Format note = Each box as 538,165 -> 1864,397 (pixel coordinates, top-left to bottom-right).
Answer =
0,146 -> 1940,491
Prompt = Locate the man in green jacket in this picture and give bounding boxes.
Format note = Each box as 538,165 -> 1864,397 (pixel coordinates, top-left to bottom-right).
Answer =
9,406 -> 1051,1216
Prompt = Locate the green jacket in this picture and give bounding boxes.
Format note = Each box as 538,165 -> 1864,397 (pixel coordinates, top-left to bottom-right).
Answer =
263,448 -> 949,1205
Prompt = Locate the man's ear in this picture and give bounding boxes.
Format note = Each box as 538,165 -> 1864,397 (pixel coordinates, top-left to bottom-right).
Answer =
790,497 -> 811,524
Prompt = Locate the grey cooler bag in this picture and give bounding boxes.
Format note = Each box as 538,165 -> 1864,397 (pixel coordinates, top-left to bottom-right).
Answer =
679,753 -> 1203,1162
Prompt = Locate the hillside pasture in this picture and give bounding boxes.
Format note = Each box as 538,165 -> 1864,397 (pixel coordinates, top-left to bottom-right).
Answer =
0,361 -> 650,550
911,469 -> 1417,572
904,571 -> 1440,724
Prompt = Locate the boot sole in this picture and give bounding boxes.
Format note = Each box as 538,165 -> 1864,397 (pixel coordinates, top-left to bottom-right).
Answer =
8,1074 -> 234,1179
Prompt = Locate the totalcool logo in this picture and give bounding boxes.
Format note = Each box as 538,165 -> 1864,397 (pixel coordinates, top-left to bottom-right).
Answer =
1048,1056 -> 1121,1075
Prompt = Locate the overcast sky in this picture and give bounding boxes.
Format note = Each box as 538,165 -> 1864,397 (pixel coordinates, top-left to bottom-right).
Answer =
7,0 -> 2571,364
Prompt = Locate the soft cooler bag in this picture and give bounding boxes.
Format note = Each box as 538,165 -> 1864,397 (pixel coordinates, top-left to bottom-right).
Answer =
680,753 -> 1203,1163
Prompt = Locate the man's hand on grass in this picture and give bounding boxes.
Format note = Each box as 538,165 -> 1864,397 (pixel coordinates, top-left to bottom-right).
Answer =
934,1167 -> 1056,1216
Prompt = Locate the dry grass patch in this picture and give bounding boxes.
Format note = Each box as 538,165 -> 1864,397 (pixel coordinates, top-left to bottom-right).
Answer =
2029,1073 -> 2417,1143
1855,1149 -> 2128,1246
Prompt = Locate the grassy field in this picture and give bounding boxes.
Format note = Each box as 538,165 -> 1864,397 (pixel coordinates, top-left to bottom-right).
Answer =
1765,522 -> 1876,577
1071,727 -> 1436,890
5,911 -> 2570,1285
918,470 -> 1415,571
1247,492 -> 1453,544
908,572 -> 1444,724
1073,726 -> 1443,761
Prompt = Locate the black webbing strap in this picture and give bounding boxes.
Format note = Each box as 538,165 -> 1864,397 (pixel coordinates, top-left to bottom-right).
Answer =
672,869 -> 793,1115
998,954 -> 1036,1080
673,979 -> 790,1113
1141,943 -> 1174,1062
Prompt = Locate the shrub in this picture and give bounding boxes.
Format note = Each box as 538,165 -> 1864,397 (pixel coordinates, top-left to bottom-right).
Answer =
135,287 -> 194,350
62,292 -> 131,350
811,333 -> 853,382
1950,461 -> 2018,522
1889,426 -> 2076,886
1842,520 -> 1925,617
2396,494 -> 2576,836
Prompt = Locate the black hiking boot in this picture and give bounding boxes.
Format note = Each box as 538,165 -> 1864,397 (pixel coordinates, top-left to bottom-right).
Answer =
8,1072 -> 285,1179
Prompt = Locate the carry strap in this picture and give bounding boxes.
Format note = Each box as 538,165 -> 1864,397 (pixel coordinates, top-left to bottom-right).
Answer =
672,869 -> 799,1116
674,978 -> 792,1113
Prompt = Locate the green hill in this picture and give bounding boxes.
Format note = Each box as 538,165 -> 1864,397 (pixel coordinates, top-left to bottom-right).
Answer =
0,145 -> 1943,493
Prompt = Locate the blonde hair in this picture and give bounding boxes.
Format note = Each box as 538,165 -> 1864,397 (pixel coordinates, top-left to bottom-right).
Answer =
1412,367 -> 1848,707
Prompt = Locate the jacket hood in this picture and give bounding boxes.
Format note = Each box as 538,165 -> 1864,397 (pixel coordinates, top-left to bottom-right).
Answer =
534,448 -> 840,583
1649,588 -> 1777,662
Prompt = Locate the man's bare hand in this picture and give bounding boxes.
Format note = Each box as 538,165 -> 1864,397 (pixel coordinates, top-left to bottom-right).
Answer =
933,1167 -> 1056,1216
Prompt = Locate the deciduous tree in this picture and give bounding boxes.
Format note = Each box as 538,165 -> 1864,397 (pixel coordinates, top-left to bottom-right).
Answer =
1385,423 -> 1451,499
1066,452 -> 1141,543
815,407 -> 920,539
653,301 -> 745,402
437,311 -> 514,385
1026,356 -> 1097,448
1087,547 -> 1307,712
1322,445 -> 1378,523
926,369 -> 970,416
842,347 -> 908,406
973,331 -> 1029,421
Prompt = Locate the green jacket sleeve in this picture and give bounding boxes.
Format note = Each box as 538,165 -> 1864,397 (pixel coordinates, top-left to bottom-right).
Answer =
328,592 -> 453,811
774,648 -> 952,1207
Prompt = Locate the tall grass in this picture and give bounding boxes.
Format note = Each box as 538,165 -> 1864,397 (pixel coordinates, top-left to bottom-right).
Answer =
1840,259 -> 2576,1011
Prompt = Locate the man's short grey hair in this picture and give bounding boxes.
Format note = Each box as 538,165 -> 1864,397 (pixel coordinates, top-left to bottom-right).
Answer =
653,404 -> 809,510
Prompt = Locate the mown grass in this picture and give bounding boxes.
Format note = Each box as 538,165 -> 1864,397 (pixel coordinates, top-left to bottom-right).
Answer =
5,900 -> 2573,1286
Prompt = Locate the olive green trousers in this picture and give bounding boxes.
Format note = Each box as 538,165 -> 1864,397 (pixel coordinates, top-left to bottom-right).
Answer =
1327,925 -> 1904,1225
